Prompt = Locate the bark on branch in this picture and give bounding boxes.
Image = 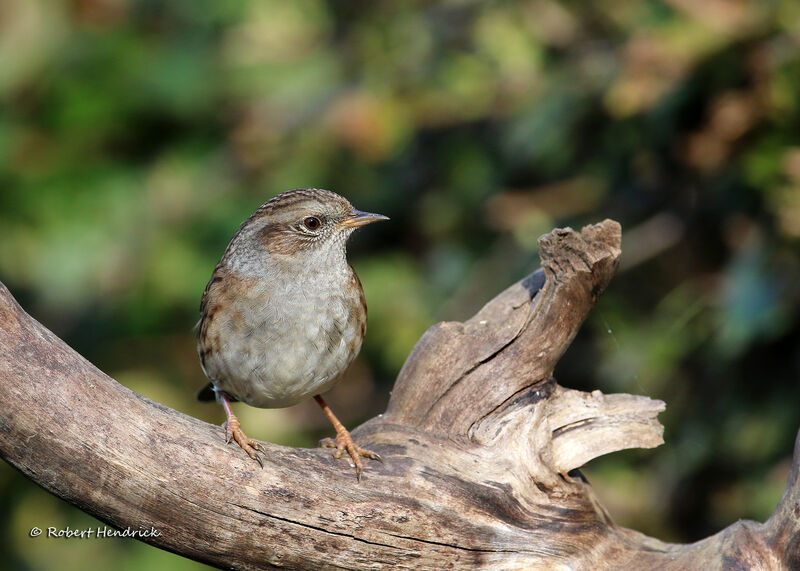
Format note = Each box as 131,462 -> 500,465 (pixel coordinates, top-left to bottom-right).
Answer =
0,220 -> 797,570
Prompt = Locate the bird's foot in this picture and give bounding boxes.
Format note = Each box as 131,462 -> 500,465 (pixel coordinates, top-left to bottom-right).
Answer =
216,390 -> 263,467
320,430 -> 382,482
223,414 -> 263,468
314,394 -> 382,481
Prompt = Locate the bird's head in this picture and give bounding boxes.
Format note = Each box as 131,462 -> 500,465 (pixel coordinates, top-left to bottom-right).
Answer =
223,188 -> 388,272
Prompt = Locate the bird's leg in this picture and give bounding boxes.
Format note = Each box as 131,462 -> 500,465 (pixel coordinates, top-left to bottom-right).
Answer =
314,395 -> 382,481
218,391 -> 263,467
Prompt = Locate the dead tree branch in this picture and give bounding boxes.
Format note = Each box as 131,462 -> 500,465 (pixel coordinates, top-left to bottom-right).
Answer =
0,220 -> 797,569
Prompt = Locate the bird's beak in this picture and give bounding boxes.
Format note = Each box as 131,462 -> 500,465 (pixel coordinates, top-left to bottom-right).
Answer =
339,209 -> 390,229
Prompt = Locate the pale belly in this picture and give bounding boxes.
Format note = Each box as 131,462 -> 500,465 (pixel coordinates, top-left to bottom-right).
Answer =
201,283 -> 364,408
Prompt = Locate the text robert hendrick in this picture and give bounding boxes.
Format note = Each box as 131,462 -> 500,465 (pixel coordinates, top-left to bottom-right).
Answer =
29,526 -> 162,539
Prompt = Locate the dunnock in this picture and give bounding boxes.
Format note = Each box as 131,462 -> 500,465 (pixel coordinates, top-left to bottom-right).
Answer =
197,188 -> 387,480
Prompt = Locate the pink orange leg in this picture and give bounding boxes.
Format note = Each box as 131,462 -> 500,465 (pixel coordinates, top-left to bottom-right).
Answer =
219,392 -> 263,467
314,395 -> 382,481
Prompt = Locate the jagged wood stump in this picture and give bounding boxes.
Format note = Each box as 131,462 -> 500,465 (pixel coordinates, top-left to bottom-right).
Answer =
0,220 -> 797,569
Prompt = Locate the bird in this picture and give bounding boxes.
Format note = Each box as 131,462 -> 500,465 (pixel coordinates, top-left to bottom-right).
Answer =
196,188 -> 388,480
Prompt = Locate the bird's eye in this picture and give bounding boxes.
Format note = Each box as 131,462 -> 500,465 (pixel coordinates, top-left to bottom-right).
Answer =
303,216 -> 321,231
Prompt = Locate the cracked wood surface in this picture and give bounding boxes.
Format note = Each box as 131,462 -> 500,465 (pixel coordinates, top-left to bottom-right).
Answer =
0,220 -> 798,570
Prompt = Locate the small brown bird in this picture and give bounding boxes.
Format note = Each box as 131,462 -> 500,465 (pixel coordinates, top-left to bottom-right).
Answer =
196,188 -> 387,480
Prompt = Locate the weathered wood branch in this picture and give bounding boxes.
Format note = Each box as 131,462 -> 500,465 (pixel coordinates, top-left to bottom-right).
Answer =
0,220 -> 797,569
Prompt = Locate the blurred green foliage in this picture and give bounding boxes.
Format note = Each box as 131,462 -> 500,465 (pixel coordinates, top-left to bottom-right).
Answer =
2,0 -> 800,568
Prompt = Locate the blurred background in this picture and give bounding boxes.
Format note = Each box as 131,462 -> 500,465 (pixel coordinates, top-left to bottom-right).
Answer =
1,0 -> 799,568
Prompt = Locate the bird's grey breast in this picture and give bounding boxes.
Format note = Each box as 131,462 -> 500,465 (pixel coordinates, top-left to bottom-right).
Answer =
202,251 -> 365,408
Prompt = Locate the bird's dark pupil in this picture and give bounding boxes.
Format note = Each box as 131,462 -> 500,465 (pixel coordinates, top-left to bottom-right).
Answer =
305,217 -> 319,229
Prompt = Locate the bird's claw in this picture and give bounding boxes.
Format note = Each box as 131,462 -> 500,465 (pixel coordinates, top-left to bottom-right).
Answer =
223,418 -> 264,468
320,433 -> 382,481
